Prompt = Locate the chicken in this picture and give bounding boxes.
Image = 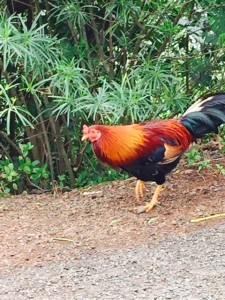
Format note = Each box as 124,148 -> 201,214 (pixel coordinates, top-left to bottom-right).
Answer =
82,92 -> 225,211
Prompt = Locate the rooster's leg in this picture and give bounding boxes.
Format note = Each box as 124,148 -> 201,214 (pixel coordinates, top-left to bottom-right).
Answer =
135,180 -> 145,202
144,184 -> 163,212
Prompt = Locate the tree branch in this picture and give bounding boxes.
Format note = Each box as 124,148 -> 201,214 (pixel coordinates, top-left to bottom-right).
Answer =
0,131 -> 23,156
87,2 -> 110,76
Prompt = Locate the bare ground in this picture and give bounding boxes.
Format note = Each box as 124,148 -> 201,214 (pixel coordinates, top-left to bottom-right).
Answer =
0,151 -> 225,272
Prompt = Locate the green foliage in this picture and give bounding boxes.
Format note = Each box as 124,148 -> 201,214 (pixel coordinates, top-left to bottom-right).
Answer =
185,149 -> 202,166
0,143 -> 50,196
196,160 -> 212,172
185,149 -> 212,171
57,174 -> 67,189
76,163 -> 127,188
215,163 -> 225,175
1,1 -> 225,194
0,11 -> 59,73
0,83 -> 35,133
1,161 -> 20,183
19,142 -> 34,157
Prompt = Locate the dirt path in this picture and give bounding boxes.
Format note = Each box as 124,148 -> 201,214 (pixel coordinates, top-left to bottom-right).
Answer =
0,154 -> 225,299
1,223 -> 225,299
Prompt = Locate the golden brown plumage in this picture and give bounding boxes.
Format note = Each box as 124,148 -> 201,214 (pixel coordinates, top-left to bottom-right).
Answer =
84,120 -> 193,168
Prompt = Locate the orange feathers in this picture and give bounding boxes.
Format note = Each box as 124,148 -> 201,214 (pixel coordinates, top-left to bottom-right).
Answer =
91,124 -> 146,167
89,120 -> 194,168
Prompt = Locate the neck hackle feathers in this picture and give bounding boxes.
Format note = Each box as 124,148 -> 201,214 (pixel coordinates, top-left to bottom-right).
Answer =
90,124 -> 146,167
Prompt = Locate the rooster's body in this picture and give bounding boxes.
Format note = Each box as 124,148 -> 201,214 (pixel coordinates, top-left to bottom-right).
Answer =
82,93 -> 225,211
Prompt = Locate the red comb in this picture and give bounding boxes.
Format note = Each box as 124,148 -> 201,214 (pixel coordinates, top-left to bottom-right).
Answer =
83,125 -> 89,134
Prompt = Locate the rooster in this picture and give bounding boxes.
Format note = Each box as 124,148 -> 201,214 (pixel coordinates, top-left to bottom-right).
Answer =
82,93 -> 225,211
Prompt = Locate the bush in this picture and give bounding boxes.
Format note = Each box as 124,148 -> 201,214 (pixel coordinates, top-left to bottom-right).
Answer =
1,1 -> 225,195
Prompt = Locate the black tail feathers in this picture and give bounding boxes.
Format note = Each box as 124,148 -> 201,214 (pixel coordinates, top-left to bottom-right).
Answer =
180,92 -> 225,138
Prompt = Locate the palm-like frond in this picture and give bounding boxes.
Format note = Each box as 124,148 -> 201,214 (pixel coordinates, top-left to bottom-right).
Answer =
0,11 -> 59,73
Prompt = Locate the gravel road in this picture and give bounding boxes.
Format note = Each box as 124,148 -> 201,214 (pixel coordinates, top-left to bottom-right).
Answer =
0,222 -> 225,300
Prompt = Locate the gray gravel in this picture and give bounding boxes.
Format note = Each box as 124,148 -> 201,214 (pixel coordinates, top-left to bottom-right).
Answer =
0,223 -> 225,300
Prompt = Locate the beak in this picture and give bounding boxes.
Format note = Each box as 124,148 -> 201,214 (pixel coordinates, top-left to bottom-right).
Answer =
81,135 -> 88,141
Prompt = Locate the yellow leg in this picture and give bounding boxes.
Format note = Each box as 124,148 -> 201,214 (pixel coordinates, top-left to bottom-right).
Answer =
135,180 -> 145,202
144,184 -> 163,212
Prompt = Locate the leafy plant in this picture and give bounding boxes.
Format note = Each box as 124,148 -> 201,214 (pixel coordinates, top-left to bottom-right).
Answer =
216,163 -> 225,175
0,143 -> 50,196
57,174 -> 68,189
1,161 -> 20,183
185,149 -> 202,166
19,142 -> 34,157
0,83 -> 35,133
185,148 -> 213,171
196,160 -> 212,172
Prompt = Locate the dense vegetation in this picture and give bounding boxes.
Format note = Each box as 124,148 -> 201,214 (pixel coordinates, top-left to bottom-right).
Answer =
0,0 -> 225,195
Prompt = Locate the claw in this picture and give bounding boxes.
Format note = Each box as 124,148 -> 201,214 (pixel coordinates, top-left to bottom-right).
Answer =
144,184 -> 163,212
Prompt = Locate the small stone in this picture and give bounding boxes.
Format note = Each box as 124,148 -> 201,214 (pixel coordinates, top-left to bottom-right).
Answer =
136,206 -> 146,214
171,220 -> 177,225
